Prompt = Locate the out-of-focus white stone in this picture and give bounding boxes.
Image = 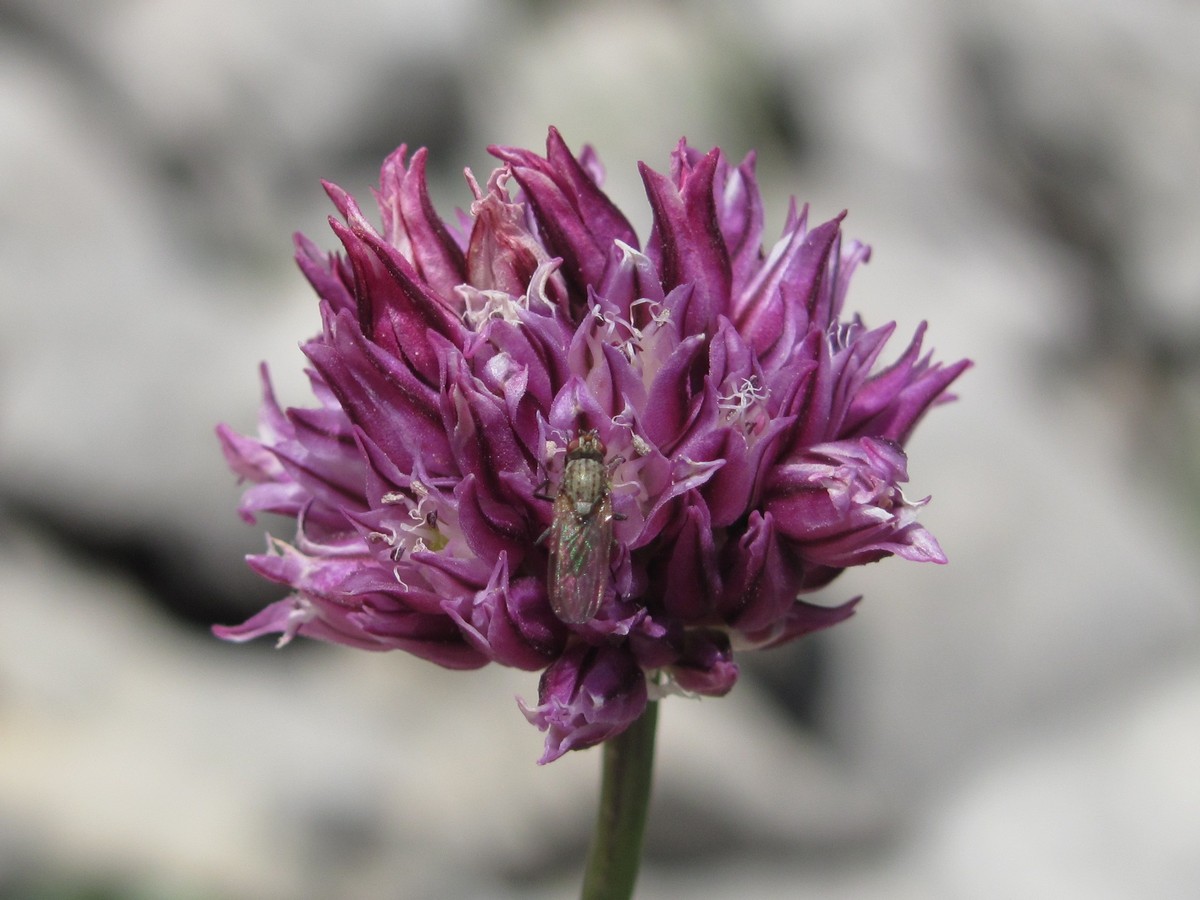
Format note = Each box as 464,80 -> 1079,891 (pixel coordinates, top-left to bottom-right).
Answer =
961,0 -> 1200,333
912,651 -> 1200,900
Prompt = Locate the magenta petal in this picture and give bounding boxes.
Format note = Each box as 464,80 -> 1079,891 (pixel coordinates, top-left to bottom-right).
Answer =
687,426 -> 757,527
640,149 -> 732,336
767,437 -> 946,568
353,602 -> 491,669
441,557 -> 561,670
668,630 -> 739,696
295,231 -> 356,318
213,598 -> 388,652
720,511 -> 800,633
491,127 -> 639,296
445,356 -> 531,498
519,643 -> 648,764
741,596 -> 861,650
659,497 -> 719,622
845,322 -> 973,443
373,145 -> 467,303
642,334 -> 705,450
217,548 -> 437,655
712,151 -> 766,300
738,214 -> 843,363
596,240 -> 665,321
465,166 -> 562,300
213,598 -> 309,644
304,310 -> 453,476
325,210 -> 461,386
216,424 -> 292,521
454,475 -> 530,567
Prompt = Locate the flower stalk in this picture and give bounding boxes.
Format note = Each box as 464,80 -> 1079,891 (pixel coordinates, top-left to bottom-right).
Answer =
581,700 -> 659,900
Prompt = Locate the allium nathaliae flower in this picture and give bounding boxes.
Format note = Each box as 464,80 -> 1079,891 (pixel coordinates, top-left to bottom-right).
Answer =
216,128 -> 969,763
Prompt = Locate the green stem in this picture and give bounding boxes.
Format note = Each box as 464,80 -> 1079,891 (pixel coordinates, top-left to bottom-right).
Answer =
580,700 -> 659,900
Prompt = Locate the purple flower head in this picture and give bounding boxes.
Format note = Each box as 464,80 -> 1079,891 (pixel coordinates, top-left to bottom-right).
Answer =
216,129 -> 969,763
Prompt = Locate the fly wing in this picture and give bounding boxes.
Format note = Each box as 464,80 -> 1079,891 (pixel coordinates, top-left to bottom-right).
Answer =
548,493 -> 613,624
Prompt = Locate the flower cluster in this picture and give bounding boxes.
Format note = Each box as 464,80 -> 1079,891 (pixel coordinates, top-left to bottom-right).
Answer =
216,129 -> 968,762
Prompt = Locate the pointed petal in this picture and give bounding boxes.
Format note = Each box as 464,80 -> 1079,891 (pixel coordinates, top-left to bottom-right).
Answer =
640,149 -> 731,336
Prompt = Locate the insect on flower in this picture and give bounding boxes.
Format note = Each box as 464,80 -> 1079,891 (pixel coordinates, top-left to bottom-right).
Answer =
540,430 -> 617,624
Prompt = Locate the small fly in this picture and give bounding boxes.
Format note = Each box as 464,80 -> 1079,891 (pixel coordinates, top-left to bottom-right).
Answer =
538,430 -> 617,624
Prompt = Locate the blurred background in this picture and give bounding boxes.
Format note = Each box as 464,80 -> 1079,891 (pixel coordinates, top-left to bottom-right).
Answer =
2,0 -> 1198,897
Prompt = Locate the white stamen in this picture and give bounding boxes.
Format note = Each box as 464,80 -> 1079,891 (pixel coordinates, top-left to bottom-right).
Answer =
391,566 -> 410,591
460,286 -> 526,326
717,375 -> 770,433
587,301 -> 650,362
630,297 -> 672,327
